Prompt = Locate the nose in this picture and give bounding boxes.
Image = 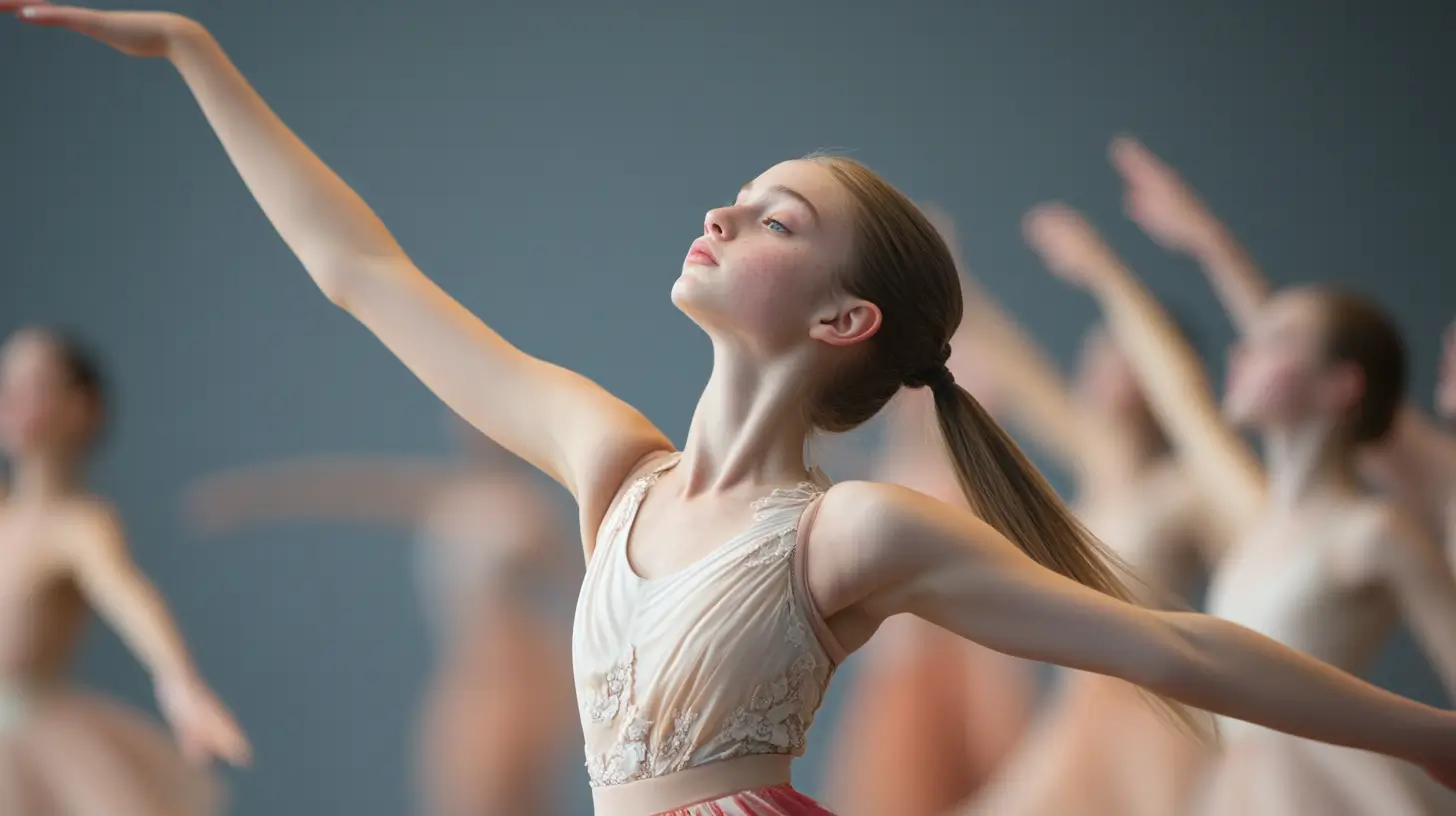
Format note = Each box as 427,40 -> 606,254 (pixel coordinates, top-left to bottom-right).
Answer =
704,206 -> 735,240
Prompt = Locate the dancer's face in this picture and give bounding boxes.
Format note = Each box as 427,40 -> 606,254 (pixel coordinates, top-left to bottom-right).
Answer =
0,331 -> 92,458
672,160 -> 859,352
1438,320 -> 1456,420
1224,291 -> 1342,430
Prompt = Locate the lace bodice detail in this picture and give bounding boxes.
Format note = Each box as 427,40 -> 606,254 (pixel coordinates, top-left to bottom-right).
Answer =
571,453 -> 841,788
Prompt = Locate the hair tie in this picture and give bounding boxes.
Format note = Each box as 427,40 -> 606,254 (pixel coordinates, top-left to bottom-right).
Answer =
904,362 -> 955,392
903,343 -> 954,391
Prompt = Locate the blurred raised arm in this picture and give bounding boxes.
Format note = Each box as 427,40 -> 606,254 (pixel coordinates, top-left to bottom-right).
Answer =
1025,204 -> 1265,531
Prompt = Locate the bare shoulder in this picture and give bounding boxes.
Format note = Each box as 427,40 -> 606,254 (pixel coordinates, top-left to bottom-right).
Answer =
52,495 -> 128,560
1340,497 -> 1435,582
806,480 -> 1002,622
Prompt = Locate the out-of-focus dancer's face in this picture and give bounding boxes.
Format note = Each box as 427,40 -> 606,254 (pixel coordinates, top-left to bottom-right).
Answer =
1224,290 -> 1336,430
1225,288 -> 1404,446
0,329 -> 100,459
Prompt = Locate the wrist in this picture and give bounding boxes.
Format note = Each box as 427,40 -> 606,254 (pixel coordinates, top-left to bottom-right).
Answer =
154,665 -> 204,697
1190,224 -> 1242,265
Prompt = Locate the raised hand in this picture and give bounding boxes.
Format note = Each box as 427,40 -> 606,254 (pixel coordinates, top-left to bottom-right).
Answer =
4,1 -> 200,58
1022,203 -> 1123,289
1110,136 -> 1224,256
156,674 -> 252,768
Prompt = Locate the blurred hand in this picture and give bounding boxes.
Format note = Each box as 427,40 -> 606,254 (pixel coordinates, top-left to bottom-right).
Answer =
156,674 -> 252,768
1022,203 -> 1122,289
5,1 -> 202,59
1110,136 -> 1224,256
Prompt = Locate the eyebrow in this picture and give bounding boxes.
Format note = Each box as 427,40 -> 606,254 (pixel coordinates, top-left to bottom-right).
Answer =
738,182 -> 820,222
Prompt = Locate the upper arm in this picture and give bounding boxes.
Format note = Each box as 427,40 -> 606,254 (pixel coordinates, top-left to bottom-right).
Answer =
340,259 -> 673,539
810,482 -> 1185,686
59,503 -> 146,601
1373,513 -> 1456,692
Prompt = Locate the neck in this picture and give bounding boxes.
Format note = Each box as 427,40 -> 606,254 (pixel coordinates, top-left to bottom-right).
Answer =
1262,421 -> 1360,508
679,345 -> 816,495
5,452 -> 84,501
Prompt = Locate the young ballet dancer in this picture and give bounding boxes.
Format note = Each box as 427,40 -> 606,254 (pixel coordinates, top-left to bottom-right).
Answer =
914,207 -> 1224,816
184,416 -> 579,815
0,327 -> 249,815
1027,194 -> 1456,815
826,212 -> 1037,816
12,6 -> 1456,813
1110,136 -> 1456,573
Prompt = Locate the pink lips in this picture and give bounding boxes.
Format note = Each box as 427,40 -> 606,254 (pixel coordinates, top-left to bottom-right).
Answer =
685,238 -> 718,266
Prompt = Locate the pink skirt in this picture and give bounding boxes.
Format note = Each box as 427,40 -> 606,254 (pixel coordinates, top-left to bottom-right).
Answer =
656,784 -> 837,815
0,686 -> 221,815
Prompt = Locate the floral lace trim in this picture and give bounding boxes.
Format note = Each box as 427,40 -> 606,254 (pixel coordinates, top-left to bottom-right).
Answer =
740,472 -> 828,568
719,646 -> 821,760
583,648 -> 698,787
585,647 -> 636,724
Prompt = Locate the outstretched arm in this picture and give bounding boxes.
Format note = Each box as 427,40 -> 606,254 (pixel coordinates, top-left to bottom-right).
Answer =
61,502 -> 251,766
9,5 -> 671,547
920,205 -> 1118,480
817,482 -> 1456,771
183,457 -> 461,536
1025,204 -> 1265,530
1110,137 -> 1270,334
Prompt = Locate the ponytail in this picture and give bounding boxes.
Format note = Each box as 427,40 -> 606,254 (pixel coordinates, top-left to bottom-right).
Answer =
929,378 -> 1213,741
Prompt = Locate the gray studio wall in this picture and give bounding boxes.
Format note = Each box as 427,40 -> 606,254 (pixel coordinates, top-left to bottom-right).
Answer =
2,0 -> 1452,813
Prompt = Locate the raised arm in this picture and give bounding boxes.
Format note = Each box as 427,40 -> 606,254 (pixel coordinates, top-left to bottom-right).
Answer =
10,5 -> 672,545
183,456 -> 462,536
920,205 -> 1117,480
1110,137 -> 1270,334
1368,511 -> 1456,694
815,482 -> 1456,773
61,501 -> 250,766
1025,204 -> 1265,529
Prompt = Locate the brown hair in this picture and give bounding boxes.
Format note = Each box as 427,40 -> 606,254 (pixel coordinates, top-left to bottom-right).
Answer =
1300,287 -> 1406,444
803,154 -> 1208,738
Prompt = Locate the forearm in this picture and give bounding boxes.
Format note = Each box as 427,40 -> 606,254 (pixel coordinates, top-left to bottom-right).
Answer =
166,24 -> 406,303
1162,611 -> 1442,760
1085,263 -> 1264,523
1192,227 -> 1270,335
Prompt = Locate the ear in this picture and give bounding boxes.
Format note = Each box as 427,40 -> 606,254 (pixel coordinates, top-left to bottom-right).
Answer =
809,297 -> 882,348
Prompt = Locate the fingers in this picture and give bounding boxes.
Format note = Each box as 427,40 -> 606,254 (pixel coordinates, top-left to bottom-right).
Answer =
1109,135 -> 1168,179
1022,201 -> 1079,244
13,4 -> 94,27
0,0 -> 47,11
